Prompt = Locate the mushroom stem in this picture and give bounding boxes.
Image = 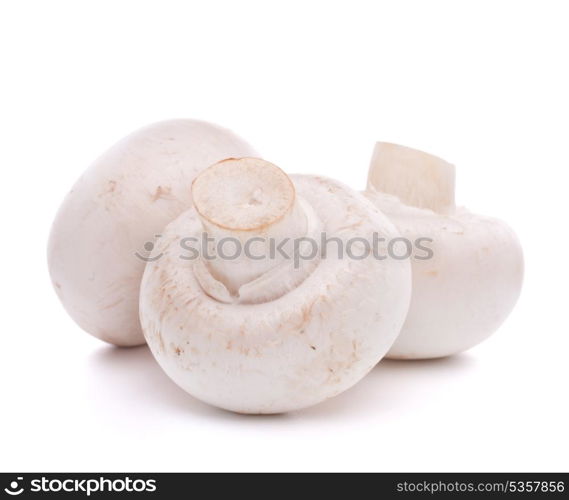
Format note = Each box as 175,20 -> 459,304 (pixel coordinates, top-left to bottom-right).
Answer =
367,142 -> 456,214
191,157 -> 308,294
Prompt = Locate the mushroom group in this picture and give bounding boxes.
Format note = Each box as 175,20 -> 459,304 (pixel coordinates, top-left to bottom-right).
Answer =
48,120 -> 523,413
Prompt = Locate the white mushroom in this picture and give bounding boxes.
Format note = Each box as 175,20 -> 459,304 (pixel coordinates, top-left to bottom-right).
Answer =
48,120 -> 257,346
139,158 -> 411,413
365,142 -> 524,359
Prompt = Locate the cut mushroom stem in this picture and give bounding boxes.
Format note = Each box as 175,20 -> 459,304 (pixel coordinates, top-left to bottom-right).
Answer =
367,142 -> 456,214
191,157 -> 309,294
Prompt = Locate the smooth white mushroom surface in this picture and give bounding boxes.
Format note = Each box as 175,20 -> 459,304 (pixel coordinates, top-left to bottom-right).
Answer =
365,143 -> 524,359
48,120 -> 257,346
139,158 -> 412,413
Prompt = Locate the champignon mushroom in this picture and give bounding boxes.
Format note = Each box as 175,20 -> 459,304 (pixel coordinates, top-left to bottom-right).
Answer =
48,119 -> 257,346
365,142 -> 524,359
139,158 -> 412,413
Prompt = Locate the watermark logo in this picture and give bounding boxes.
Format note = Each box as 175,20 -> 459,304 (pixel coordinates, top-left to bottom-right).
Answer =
135,232 -> 434,267
135,235 -> 163,262
4,477 -> 24,496
1,476 -> 158,496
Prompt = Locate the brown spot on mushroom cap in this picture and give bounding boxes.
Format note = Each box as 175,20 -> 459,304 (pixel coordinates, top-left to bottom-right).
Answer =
101,297 -> 125,310
301,296 -> 319,325
336,220 -> 364,232
155,330 -> 165,353
152,185 -> 173,202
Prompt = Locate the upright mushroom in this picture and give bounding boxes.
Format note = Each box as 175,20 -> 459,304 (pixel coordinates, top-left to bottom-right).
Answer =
365,143 -> 524,359
48,119 -> 256,346
139,158 -> 412,413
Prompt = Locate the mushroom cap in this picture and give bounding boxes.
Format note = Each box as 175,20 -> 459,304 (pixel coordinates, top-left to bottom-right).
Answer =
139,175 -> 412,413
47,119 -> 257,346
366,191 -> 524,359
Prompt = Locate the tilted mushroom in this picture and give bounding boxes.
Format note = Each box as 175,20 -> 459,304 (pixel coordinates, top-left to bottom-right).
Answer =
365,143 -> 524,359
139,158 -> 412,413
48,120 -> 256,346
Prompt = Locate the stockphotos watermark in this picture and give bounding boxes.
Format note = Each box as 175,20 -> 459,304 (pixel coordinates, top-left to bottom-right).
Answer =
135,232 -> 434,266
3,475 -> 156,496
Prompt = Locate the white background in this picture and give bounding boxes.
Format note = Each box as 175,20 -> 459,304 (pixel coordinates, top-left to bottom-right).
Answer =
1,0 -> 567,472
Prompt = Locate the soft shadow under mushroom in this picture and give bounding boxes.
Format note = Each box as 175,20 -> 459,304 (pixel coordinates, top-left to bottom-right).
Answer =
87,345 -> 216,416
86,345 -> 292,422
299,354 -> 478,419
86,345 -> 478,422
